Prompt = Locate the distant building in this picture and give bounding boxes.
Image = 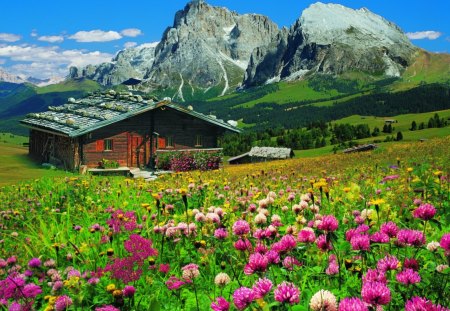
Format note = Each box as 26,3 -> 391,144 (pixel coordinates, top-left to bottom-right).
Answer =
21,91 -> 239,170
343,144 -> 377,154
228,146 -> 294,165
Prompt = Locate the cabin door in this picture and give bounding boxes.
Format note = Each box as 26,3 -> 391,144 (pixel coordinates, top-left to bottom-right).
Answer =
128,135 -> 145,167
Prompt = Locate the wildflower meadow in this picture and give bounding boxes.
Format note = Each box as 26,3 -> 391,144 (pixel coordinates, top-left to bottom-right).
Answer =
1,137 -> 449,310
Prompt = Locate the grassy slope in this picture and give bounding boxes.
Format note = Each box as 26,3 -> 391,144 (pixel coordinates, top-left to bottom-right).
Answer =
293,109 -> 450,158
0,133 -> 72,186
36,79 -> 101,94
333,109 -> 450,132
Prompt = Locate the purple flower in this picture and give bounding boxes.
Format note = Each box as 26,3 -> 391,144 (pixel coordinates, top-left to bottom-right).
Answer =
233,287 -> 255,310
316,234 -> 333,252
396,268 -> 421,285
377,255 -> 399,272
282,256 -> 302,271
413,203 -> 436,220
214,228 -> 228,240
298,228 -> 316,243
397,229 -> 426,247
8,302 -> 22,311
363,269 -> 387,284
350,234 -> 370,251
27,258 -> 41,268
54,295 -> 73,311
317,215 -> 339,232
274,281 -> 300,305
380,222 -> 399,238
405,296 -> 450,311
166,276 -> 191,290
370,231 -> 390,243
244,253 -> 268,275
22,283 -> 42,298
124,234 -> 158,260
234,238 -> 252,252
440,233 -> 450,251
123,285 -> 136,297
232,220 -> 250,236
95,305 -> 121,311
339,297 -> 368,311
361,281 -> 391,306
211,297 -> 230,311
252,278 -> 273,299
326,254 -> 339,275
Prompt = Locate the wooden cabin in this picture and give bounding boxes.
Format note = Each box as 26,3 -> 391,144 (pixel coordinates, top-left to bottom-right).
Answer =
21,91 -> 240,170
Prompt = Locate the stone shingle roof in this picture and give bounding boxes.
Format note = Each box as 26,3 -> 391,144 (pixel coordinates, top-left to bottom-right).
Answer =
20,90 -> 240,137
249,147 -> 293,159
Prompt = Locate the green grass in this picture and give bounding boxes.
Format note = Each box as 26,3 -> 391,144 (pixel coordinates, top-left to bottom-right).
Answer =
36,79 -> 101,94
333,109 -> 450,132
0,133 -> 72,185
237,80 -> 343,108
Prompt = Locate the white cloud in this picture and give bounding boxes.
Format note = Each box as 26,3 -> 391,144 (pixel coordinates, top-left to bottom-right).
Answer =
69,30 -> 122,42
124,41 -> 137,48
38,35 -> 64,43
0,44 -> 113,78
0,33 -> 21,42
121,28 -> 143,37
30,30 -> 38,38
406,31 -> 442,40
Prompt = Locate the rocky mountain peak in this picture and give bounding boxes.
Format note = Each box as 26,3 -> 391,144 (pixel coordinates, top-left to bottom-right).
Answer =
243,2 -> 416,87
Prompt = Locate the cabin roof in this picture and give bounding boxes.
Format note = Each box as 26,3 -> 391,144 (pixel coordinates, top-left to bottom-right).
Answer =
20,91 -> 240,137
228,147 -> 294,163
249,147 -> 294,159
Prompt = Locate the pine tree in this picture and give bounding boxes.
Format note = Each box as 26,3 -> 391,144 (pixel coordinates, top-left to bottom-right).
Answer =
396,131 -> 403,141
410,121 -> 417,131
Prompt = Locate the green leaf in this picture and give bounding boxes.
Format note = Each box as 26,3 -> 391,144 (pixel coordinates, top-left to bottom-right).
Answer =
149,298 -> 161,311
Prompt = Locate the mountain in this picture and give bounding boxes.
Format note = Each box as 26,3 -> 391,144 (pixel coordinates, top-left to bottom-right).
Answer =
243,2 -> 416,87
0,67 -> 65,87
0,68 -> 27,84
69,43 -> 158,86
70,0 -> 279,100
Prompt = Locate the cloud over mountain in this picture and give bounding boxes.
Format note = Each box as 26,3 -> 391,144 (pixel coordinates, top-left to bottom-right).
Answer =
69,30 -> 122,42
406,31 -> 442,40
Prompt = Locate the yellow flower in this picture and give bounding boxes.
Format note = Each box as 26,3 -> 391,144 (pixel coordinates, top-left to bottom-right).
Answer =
434,170 -> 443,177
406,167 -> 413,172
369,198 -> 385,205
141,203 -> 150,208
106,284 -> 116,292
179,188 -> 188,195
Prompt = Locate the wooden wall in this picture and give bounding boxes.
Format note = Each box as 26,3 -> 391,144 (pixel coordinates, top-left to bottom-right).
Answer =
81,106 -> 227,168
29,129 -> 75,170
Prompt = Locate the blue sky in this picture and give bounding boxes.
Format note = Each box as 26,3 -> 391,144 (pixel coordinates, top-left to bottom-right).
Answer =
0,0 -> 448,79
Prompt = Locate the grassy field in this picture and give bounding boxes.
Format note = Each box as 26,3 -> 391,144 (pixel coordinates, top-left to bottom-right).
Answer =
0,133 -> 72,185
333,109 -> 450,132
35,79 -> 101,94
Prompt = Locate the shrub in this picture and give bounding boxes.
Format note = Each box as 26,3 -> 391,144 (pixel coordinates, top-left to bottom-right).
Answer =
155,150 -> 222,171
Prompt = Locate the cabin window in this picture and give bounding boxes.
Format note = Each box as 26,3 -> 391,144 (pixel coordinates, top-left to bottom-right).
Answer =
104,139 -> 113,151
167,136 -> 174,148
195,135 -> 203,147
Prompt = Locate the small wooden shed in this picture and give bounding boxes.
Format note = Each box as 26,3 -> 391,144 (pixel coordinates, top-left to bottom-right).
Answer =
228,147 -> 294,165
21,91 -> 240,170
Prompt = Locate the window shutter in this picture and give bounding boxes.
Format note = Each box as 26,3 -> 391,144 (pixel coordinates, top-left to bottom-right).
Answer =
96,140 -> 104,151
158,137 -> 166,149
